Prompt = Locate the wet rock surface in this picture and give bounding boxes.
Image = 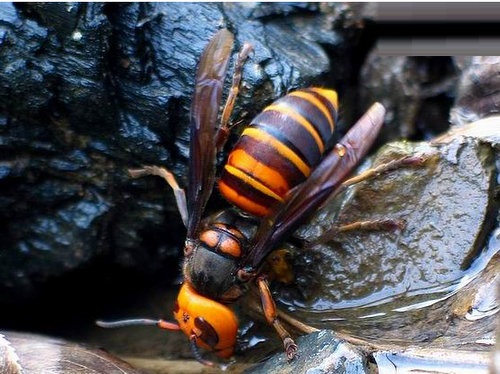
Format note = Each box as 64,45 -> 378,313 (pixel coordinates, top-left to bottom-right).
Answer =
0,331 -> 141,374
451,56 -> 500,126
246,330 -> 367,374
360,56 -> 463,142
289,130 -> 495,314
0,2 -> 356,303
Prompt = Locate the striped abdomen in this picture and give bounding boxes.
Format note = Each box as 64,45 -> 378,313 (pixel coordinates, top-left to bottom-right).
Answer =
219,88 -> 338,217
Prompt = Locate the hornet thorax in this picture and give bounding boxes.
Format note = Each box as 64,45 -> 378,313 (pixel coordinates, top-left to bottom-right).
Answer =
182,209 -> 259,303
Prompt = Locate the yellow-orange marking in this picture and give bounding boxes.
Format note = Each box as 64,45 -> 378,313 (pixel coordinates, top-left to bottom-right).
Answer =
263,103 -> 324,154
223,164 -> 285,202
219,180 -> 270,217
241,127 -> 311,177
309,88 -> 339,112
289,90 -> 335,132
228,149 -> 290,196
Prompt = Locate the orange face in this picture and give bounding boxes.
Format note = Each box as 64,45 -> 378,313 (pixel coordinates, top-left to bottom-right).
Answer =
173,283 -> 238,358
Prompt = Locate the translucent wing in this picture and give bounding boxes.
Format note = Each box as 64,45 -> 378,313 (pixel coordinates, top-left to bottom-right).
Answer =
243,103 -> 386,269
187,29 -> 234,238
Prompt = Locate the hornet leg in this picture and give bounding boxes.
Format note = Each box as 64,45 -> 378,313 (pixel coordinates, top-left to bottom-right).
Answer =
216,42 -> 253,151
312,155 -> 428,247
256,276 -> 298,361
308,219 -> 406,247
128,166 -> 188,228
339,154 -> 427,191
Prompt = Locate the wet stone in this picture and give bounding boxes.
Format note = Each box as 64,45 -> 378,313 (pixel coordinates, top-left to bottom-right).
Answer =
245,330 -> 367,374
0,331 -> 141,374
290,135 -> 495,318
450,56 -> 500,126
360,56 -> 462,142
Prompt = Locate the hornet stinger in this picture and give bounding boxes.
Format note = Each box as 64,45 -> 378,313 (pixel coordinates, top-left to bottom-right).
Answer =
97,28 -> 422,366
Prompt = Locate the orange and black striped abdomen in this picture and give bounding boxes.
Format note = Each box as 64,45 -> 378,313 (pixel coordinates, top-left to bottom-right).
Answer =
219,88 -> 338,217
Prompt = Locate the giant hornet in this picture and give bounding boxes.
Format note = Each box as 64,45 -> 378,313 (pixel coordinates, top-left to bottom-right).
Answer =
98,29 -> 420,366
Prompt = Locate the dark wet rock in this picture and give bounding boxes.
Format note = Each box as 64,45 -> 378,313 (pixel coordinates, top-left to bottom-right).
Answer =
361,54 -> 500,144
1,3 -> 114,126
450,56 -> 500,126
360,55 -> 466,142
0,2 -> 372,305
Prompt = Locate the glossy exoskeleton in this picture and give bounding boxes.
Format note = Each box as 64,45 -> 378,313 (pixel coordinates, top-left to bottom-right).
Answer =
97,28 -> 405,366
